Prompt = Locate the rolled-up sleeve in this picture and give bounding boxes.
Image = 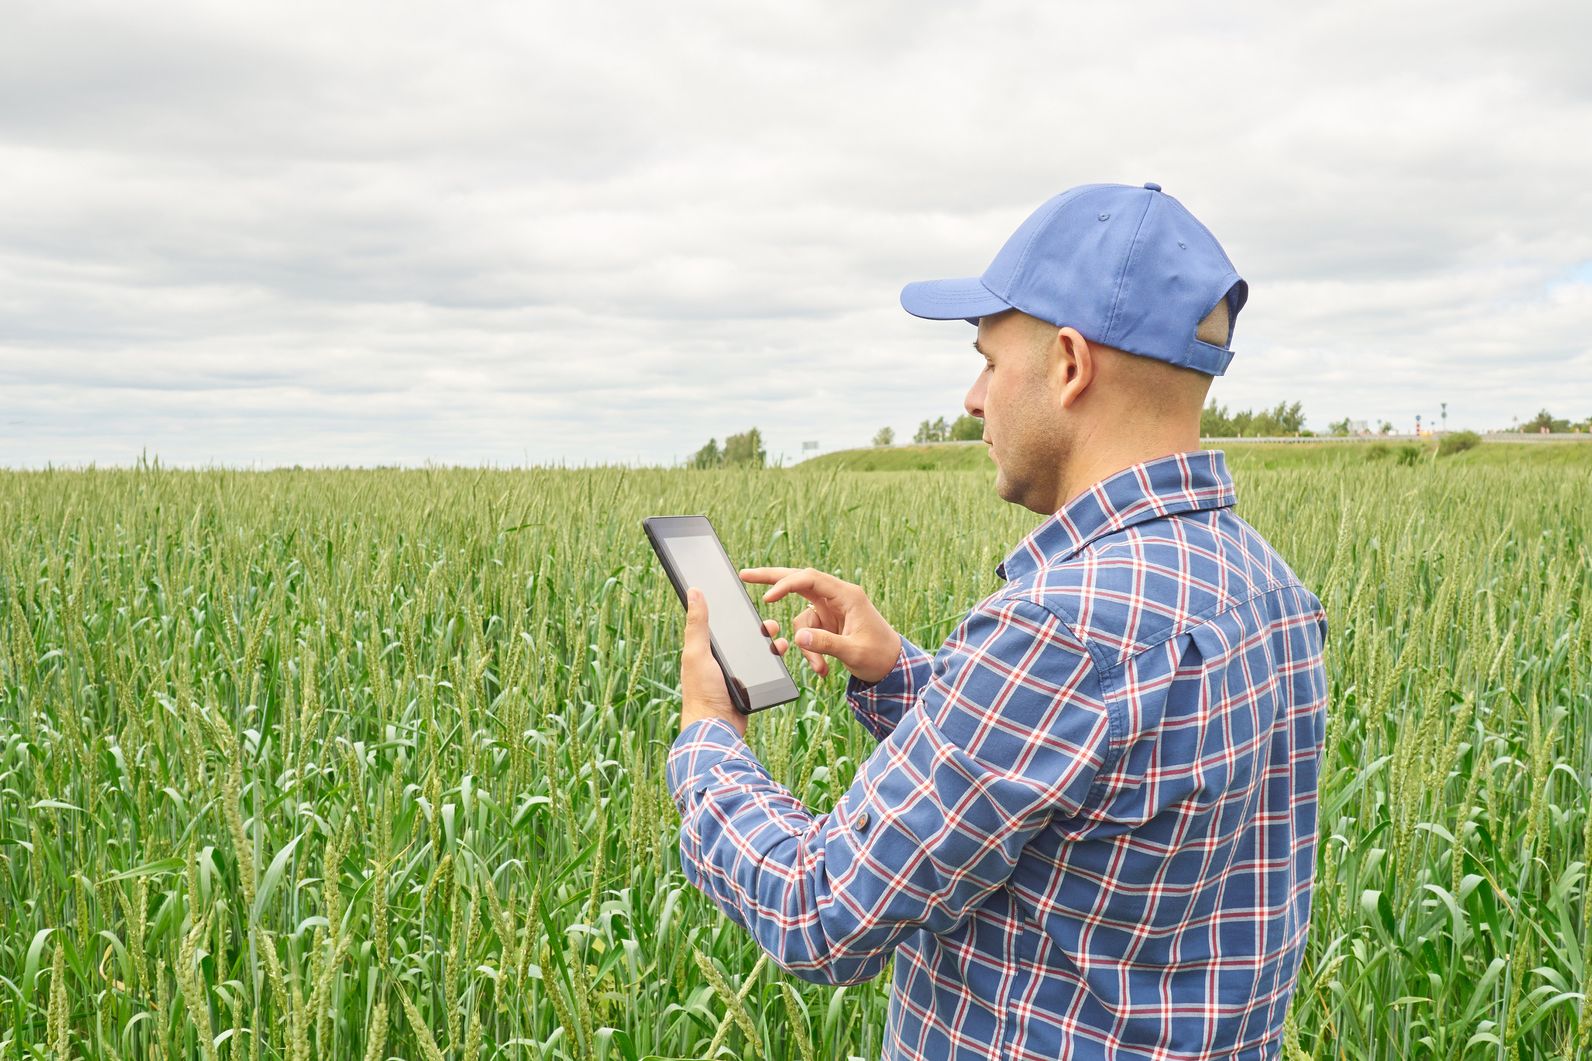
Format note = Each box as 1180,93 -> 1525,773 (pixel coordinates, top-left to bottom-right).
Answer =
665,596 -> 1113,985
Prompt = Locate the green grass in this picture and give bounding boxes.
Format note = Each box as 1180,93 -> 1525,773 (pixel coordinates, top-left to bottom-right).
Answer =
1,450 -> 1589,1058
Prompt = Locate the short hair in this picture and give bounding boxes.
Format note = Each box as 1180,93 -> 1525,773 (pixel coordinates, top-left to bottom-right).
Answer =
1195,297 -> 1231,347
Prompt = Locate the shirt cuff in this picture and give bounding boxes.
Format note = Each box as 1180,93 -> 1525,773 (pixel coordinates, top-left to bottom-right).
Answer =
666,716 -> 764,815
844,634 -> 931,740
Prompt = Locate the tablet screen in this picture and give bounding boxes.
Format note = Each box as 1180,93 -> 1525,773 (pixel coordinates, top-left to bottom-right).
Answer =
660,533 -> 787,688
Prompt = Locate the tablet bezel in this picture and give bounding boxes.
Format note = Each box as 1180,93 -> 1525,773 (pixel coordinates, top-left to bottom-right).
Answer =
643,514 -> 800,714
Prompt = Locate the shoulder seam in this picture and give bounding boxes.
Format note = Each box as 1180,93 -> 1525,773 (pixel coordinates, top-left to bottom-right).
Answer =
1002,595 -> 1127,781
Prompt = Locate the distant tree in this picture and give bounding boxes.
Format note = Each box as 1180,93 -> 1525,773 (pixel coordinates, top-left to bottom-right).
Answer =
1246,401 -> 1305,436
1378,420 -> 1394,435
1201,400 -> 1236,437
913,416 -> 951,443
1327,417 -> 1351,437
722,427 -> 766,467
872,426 -> 895,447
1284,402 -> 1307,434
1521,408 -> 1572,433
690,438 -> 722,469
1201,399 -> 1305,437
950,414 -> 983,441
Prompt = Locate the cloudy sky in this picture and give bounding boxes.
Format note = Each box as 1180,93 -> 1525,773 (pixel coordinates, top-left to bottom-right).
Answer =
3,0 -> 1589,468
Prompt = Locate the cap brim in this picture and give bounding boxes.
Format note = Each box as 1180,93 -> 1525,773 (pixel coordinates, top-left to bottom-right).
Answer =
900,277 -> 1012,326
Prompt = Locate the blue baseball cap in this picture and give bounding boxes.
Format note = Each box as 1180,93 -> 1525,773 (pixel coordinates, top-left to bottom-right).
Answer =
900,182 -> 1247,376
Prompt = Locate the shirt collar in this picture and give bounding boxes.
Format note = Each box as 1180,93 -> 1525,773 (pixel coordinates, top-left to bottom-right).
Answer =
996,449 -> 1237,583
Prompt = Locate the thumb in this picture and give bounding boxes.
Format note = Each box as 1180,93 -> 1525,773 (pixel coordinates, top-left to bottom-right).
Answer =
684,588 -> 708,644
794,625 -> 841,658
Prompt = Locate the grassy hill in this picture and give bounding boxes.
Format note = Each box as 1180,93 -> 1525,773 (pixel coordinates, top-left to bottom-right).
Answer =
794,439 -> 1592,473
794,441 -> 996,471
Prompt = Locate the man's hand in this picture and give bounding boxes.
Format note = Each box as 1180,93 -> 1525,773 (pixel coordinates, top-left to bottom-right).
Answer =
679,587 -> 749,740
738,566 -> 903,683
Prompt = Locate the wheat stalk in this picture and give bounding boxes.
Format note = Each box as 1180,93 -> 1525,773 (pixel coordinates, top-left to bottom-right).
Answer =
694,947 -> 765,1057
398,990 -> 448,1061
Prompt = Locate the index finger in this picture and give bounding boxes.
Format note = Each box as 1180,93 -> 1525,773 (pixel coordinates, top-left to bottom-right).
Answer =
739,567 -> 796,586
752,567 -> 847,606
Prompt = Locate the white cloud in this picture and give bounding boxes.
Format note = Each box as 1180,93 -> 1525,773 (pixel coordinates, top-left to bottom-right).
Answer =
2,0 -> 1590,467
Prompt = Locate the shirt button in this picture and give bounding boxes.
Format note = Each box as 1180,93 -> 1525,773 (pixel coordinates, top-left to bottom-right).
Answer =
854,810 -> 870,832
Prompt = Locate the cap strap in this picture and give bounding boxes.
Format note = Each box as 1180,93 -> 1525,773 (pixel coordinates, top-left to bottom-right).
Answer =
1177,338 -> 1236,377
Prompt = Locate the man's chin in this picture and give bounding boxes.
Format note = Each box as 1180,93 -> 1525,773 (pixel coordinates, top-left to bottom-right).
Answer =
992,467 -> 1019,504
993,468 -> 1051,515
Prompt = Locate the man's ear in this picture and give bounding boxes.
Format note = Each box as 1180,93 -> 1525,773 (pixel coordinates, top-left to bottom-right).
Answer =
1053,327 -> 1095,409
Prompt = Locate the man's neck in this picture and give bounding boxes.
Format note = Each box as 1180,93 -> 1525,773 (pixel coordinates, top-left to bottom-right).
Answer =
1055,434 -> 1202,512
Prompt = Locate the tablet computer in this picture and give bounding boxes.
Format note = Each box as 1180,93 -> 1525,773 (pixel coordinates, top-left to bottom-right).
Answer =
643,515 -> 800,714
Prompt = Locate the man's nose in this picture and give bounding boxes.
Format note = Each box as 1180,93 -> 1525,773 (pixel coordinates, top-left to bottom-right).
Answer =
964,376 -> 984,420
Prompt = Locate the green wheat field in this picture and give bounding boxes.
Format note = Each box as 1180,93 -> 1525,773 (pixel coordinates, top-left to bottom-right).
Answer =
1,442 -> 1588,1059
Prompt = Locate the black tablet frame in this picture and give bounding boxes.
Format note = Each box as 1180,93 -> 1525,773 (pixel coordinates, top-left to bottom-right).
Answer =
642,514 -> 800,714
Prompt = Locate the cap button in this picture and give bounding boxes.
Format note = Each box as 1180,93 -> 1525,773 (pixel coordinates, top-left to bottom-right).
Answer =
1143,182 -> 1162,192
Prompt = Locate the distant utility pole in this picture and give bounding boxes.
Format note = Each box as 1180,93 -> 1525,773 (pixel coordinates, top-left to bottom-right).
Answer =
801,440 -> 819,454
1441,402 -> 1447,433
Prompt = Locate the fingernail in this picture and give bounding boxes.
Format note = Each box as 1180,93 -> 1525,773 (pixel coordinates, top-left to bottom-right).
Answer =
795,631 -> 811,647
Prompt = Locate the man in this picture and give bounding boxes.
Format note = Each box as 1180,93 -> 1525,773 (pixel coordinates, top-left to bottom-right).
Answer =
669,182 -> 1329,1059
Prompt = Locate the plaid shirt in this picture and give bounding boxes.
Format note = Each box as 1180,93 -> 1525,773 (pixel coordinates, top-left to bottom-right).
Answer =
667,449 -> 1329,1059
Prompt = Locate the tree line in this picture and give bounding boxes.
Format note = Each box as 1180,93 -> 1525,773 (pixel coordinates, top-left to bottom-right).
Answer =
871,415 -> 984,447
875,401 -> 1309,445
1514,409 -> 1591,433
685,405 -> 1590,469
1200,400 -> 1306,437
687,428 -> 766,469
